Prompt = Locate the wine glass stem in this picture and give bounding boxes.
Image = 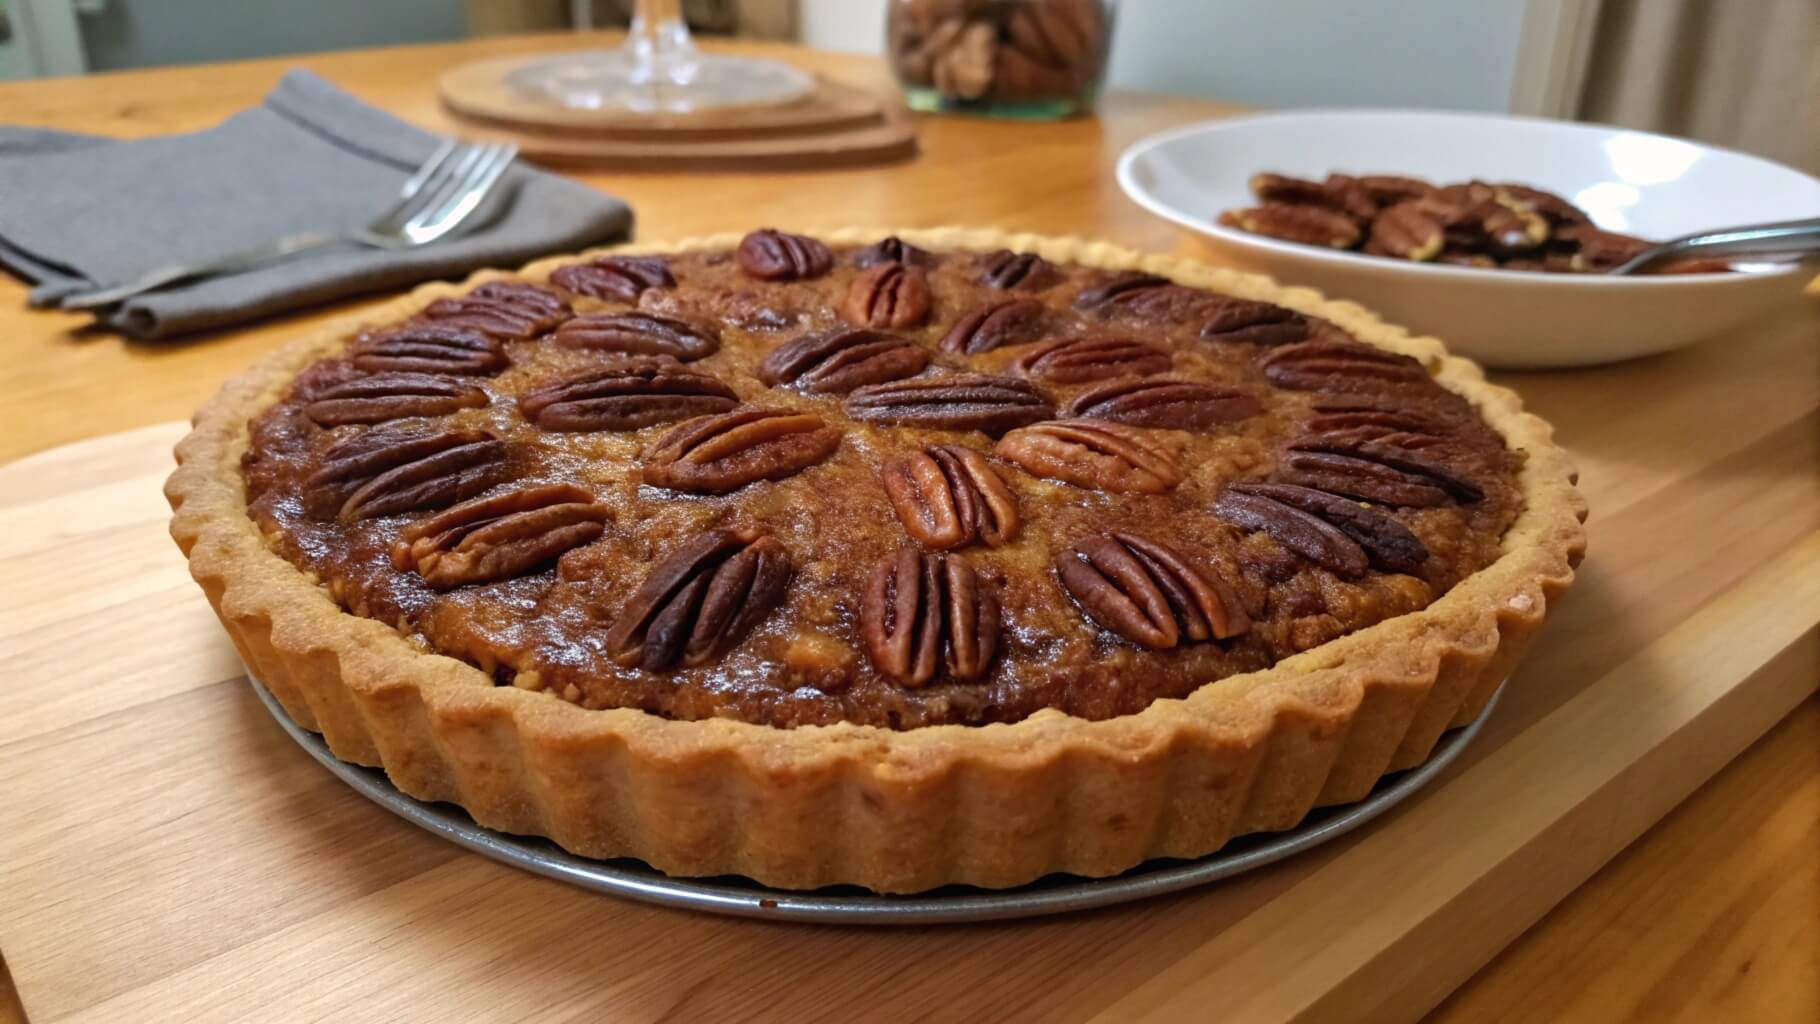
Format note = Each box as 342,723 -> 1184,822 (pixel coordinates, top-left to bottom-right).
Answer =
628,0 -> 696,70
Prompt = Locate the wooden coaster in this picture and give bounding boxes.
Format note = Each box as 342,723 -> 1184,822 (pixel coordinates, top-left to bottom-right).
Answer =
442,101 -> 917,170
439,55 -> 875,135
437,56 -> 918,170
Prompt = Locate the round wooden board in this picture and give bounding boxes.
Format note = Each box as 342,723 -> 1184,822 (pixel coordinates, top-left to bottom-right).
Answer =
439,55 -> 879,136
446,116 -> 918,170
442,91 -> 918,171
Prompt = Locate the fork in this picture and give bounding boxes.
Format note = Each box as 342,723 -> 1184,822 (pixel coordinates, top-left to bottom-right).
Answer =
1606,216 -> 1820,275
61,140 -> 519,309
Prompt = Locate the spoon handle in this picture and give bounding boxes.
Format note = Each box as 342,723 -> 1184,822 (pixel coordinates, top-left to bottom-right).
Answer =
1610,217 -> 1820,274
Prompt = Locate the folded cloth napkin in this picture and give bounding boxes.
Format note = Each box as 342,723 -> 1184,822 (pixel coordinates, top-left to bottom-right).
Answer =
0,70 -> 632,339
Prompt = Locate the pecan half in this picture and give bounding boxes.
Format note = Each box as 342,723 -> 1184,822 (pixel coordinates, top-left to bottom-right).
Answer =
1478,194 -> 1550,255
469,280 -> 571,317
1072,271 -> 1172,312
756,328 -> 929,394
845,373 -> 1054,435
1003,0 -> 1099,72
548,256 -> 675,303
1214,486 -> 1367,578
736,229 -> 833,281
979,249 -> 1056,290
1249,172 -> 1336,208
1305,393 -> 1448,437
389,483 -> 611,588
1277,451 -> 1450,508
1311,174 -> 1382,222
1249,172 -> 1377,222
303,372 -> 488,426
1056,533 -> 1247,648
994,419 -> 1181,493
519,364 -> 738,432
1435,248 -> 1497,269
854,236 -> 932,268
1555,224 -> 1651,270
939,298 -> 1046,355
420,282 -> 570,339
1011,335 -> 1171,384
1490,182 -> 1589,226
1066,376 -> 1261,431
605,527 -> 792,670
552,311 -> 720,362
1365,201 -> 1445,261
640,408 -> 841,494
840,262 -> 933,330
1224,482 -> 1426,575
303,428 -> 508,523
1355,174 -> 1437,206
1286,434 -> 1484,503
881,444 -> 1020,549
1198,298 -> 1310,345
934,20 -> 997,100
1218,204 -> 1361,248
1258,340 -> 1430,392
351,323 -> 507,376
861,545 -> 999,686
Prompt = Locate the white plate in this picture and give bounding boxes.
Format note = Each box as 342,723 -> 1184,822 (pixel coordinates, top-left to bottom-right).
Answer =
1117,110 -> 1820,368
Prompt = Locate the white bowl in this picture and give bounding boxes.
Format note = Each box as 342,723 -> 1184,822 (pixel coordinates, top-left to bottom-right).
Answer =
1116,110 -> 1820,368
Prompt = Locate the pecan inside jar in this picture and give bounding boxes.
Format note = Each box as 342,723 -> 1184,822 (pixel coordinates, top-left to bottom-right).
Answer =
881,444 -> 1021,550
390,484 -> 611,588
640,408 -> 841,494
605,527 -> 793,670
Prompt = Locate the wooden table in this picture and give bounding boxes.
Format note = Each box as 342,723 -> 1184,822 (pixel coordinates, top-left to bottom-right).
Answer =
1,35 -> 1815,1024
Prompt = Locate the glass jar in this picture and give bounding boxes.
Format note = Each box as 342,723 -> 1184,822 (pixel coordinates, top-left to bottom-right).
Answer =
887,0 -> 1117,119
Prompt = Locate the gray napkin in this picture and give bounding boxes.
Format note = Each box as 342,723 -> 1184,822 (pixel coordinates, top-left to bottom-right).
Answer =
0,70 -> 632,338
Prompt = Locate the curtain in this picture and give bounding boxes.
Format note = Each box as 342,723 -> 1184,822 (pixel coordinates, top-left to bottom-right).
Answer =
1577,0 -> 1820,174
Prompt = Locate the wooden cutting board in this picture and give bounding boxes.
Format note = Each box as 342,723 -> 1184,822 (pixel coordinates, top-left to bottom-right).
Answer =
0,408 -> 1815,1023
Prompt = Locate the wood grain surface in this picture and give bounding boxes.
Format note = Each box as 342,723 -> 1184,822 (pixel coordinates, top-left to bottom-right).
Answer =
0,33 -> 1816,1024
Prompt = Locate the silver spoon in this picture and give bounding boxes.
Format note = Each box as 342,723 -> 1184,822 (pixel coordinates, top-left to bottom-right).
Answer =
1607,216 -> 1820,275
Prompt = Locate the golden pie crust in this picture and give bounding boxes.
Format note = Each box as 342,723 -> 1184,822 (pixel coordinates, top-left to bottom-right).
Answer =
167,229 -> 1586,893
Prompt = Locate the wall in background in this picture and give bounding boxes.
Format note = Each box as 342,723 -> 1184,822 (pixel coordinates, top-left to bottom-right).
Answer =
800,0 -> 1529,113
79,0 -> 466,71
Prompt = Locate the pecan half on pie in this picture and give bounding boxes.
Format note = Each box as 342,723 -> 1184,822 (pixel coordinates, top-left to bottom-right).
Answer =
168,228 -> 1586,893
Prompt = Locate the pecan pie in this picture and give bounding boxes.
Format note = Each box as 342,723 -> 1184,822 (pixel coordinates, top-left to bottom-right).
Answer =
168,228 -> 1585,893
